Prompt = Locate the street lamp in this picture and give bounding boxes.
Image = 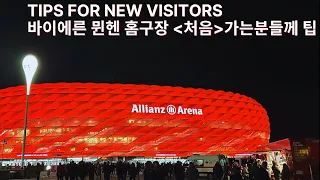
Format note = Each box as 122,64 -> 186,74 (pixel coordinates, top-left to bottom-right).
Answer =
21,54 -> 38,168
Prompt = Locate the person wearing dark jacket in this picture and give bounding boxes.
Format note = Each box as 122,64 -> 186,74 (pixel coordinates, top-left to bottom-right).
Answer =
186,162 -> 199,180
78,161 -> 86,180
281,163 -> 290,180
67,162 -> 71,180
153,161 -> 165,180
272,161 -> 281,180
143,161 -> 154,180
259,162 -> 270,180
69,161 -> 77,180
96,162 -> 102,180
88,163 -> 97,180
136,163 -> 141,180
129,163 -> 137,180
64,163 -> 70,180
230,162 -> 242,180
174,161 -> 185,180
123,163 -> 129,180
251,160 -> 263,180
116,161 -> 124,180
57,163 -> 66,180
36,163 -> 42,180
103,161 -> 112,180
214,161 -> 223,180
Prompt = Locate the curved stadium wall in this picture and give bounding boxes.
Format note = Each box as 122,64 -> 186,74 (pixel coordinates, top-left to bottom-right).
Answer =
0,83 -> 270,158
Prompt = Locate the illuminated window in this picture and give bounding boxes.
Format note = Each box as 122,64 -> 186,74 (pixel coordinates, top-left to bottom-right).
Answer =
4,148 -> 13,153
54,142 -> 64,146
99,138 -> 106,142
194,159 -> 204,166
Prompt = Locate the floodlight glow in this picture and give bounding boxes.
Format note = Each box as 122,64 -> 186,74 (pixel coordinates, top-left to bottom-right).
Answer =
22,55 -> 38,95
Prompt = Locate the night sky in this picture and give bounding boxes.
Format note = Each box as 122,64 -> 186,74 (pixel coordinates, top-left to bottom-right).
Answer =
1,1 -> 319,142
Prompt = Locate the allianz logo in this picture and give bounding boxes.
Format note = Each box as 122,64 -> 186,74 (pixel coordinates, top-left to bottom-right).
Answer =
131,104 -> 203,115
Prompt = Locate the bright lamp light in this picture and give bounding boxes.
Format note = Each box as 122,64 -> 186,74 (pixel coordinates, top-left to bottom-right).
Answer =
22,55 -> 38,95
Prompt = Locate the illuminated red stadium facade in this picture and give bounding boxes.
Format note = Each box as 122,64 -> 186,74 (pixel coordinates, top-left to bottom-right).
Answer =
0,83 -> 270,159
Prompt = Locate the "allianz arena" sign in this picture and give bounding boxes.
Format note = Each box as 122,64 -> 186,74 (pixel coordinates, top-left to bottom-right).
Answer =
131,104 -> 203,115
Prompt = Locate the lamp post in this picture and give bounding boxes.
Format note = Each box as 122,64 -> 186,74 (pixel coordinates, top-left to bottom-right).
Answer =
21,55 -> 38,168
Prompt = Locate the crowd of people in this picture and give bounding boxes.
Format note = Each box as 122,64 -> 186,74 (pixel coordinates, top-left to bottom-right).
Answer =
18,158 -> 292,180
55,160 -> 187,180
213,159 -> 291,180
52,159 -> 292,180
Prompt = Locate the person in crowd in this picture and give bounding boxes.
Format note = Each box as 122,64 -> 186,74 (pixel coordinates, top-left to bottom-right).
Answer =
25,163 -> 32,179
230,161 -> 242,180
248,162 -> 258,180
74,162 -> 79,180
112,163 -> 116,177
57,163 -> 66,180
163,163 -> 171,180
47,165 -> 51,178
109,163 -> 114,178
65,163 -> 71,180
241,164 -> 250,180
259,161 -> 270,180
121,162 -> 128,180
87,162 -> 96,180
143,161 -> 154,180
78,161 -> 86,180
96,162 -> 102,180
129,162 -> 138,180
220,158 -> 227,168
136,162 -> 142,180
174,161 -> 185,180
281,163 -> 291,180
103,161 -> 112,180
116,161 -> 124,180
254,160 -> 265,180
214,161 -> 223,180
69,161 -> 78,180
125,162 -> 130,180
153,161 -> 166,180
186,162 -> 199,180
63,164 -> 70,180
36,163 -> 42,180
169,163 -> 174,179
223,163 -> 231,180
272,161 -> 281,180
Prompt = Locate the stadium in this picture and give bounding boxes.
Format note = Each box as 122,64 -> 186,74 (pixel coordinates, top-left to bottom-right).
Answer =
0,83 -> 270,159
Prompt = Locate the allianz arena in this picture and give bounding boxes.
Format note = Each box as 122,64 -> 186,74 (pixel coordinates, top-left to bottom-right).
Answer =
0,83 -> 270,159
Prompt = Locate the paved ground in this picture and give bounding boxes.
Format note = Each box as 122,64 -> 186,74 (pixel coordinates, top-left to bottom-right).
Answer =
10,172 -> 212,180
11,175 -> 144,180
11,176 -> 212,180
